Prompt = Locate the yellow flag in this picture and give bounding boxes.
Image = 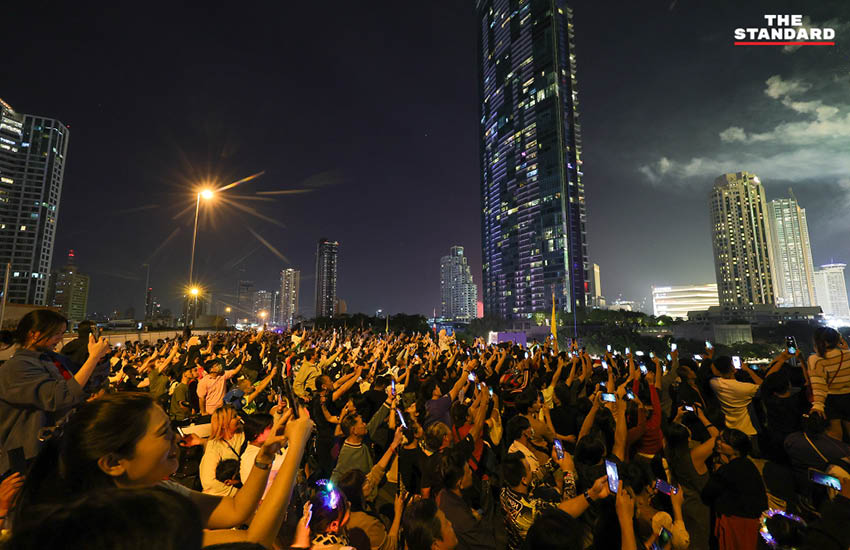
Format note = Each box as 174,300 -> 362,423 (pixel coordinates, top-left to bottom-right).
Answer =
551,291 -> 557,340
386,314 -> 389,334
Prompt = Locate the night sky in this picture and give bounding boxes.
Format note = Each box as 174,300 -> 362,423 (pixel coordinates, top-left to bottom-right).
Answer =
3,1 -> 849,317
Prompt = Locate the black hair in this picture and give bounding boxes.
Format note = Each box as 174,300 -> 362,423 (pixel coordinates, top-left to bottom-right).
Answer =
720,428 -> 752,457
15,392 -> 158,520
438,448 -> 467,491
0,309 -> 68,348
505,415 -> 531,446
308,482 -> 349,534
77,320 -> 93,337
450,401 -> 470,428
803,413 -> 827,436
574,435 -> 606,466
241,412 -> 273,443
762,370 -> 790,397
402,497 -> 445,550
6,487 -> 202,550
522,507 -> 584,550
515,390 -> 536,415
215,458 -> 241,485
337,468 -> 367,511
340,412 -> 360,438
554,383 -> 571,407
502,451 -> 528,488
712,356 -> 733,375
814,327 -> 841,358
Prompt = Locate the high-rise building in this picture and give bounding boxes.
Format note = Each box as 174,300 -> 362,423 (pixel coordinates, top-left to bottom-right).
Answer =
0,98 -> 68,305
254,289 -> 272,323
280,268 -> 300,328
767,190 -> 816,307
652,284 -> 720,320
814,263 -> 850,319
588,263 -> 604,308
144,287 -> 153,320
477,1 -> 587,322
314,239 -> 338,318
236,279 -> 255,321
440,246 -> 478,322
271,290 -> 280,325
49,250 -> 89,322
710,172 -> 776,307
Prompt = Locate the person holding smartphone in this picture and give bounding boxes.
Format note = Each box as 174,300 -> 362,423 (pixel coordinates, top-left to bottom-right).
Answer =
709,356 -> 781,443
808,327 -> 850,441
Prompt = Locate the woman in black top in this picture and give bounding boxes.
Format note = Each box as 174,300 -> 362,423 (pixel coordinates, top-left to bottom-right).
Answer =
701,428 -> 767,550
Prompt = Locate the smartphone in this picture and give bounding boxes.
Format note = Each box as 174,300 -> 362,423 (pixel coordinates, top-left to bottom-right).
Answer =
705,340 -> 713,350
605,459 -> 619,493
809,468 -> 842,490
658,527 -> 673,545
476,383 -> 481,391
467,372 -> 476,382
666,353 -> 672,362
625,347 -> 630,355
601,392 -> 617,402
670,343 -> 677,352
635,351 -> 644,357
283,377 -> 300,419
640,364 -> 648,375
607,344 -> 612,352
396,408 -> 408,429
7,446 -> 27,475
524,351 -> 529,359
601,360 -> 608,370
488,387 -> 494,397
176,426 -> 186,438
649,351 -> 655,359
655,479 -> 679,495
599,381 -> 608,389
684,405 -> 695,412
693,354 -> 703,361
786,336 -> 797,355
732,356 -> 741,369
625,389 -> 635,400
391,380 -> 396,396
554,439 -> 565,460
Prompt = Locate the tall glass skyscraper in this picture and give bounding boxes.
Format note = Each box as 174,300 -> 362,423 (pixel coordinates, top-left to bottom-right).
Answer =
710,172 -> 775,307
314,239 -> 338,318
280,268 -> 300,328
0,98 -> 68,305
767,191 -> 816,307
476,0 -> 587,322
440,246 -> 478,322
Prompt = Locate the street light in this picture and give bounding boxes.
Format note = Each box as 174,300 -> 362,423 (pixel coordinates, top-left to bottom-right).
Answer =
225,306 -> 231,313
187,286 -> 201,327
185,188 -> 214,326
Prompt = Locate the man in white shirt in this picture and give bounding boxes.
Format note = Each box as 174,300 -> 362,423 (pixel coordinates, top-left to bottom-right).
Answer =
709,356 -> 768,436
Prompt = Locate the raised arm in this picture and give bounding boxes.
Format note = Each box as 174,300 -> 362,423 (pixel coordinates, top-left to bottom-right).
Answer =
245,367 -> 277,405
448,362 -> 471,402
577,392 -> 601,443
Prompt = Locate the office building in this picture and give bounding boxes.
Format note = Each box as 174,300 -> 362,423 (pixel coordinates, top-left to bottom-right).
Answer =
588,263 -> 605,308
271,290 -> 280,324
710,172 -> 776,307
49,249 -> 89,322
280,268 -> 300,328
814,263 -> 850,319
440,246 -> 478,322
254,289 -> 272,323
236,279 -> 255,321
144,286 -> 153,320
767,191 -> 816,307
652,284 -> 719,320
314,239 -> 338,318
0,98 -> 68,305
477,1 -> 588,322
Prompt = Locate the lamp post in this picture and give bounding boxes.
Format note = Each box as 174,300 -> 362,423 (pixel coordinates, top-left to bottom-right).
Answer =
185,188 -> 214,325
189,286 -> 200,327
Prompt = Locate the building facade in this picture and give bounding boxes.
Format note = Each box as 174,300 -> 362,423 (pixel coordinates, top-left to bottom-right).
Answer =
476,0 -> 587,321
254,290 -> 273,323
236,280 -> 255,322
280,268 -> 300,328
814,263 -> 850,319
588,263 -> 604,308
314,239 -> 338,318
49,250 -> 89,322
652,284 -> 719,320
440,246 -> 478,322
0,98 -> 68,305
710,172 -> 776,307
767,192 -> 816,307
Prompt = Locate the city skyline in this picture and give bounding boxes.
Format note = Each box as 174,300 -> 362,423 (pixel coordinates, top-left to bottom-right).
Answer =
2,2 -> 848,319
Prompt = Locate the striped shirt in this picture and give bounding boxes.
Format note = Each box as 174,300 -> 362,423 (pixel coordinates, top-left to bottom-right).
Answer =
809,348 -> 850,412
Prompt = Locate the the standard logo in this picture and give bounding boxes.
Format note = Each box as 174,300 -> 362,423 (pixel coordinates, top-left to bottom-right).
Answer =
734,15 -> 835,46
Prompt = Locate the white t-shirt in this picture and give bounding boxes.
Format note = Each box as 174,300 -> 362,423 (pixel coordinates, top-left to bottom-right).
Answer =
710,377 -> 759,435
199,433 -> 246,497
240,444 -> 288,499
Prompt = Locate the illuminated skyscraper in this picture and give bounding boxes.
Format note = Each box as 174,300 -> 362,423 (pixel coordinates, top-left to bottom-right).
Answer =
314,239 -> 338,318
710,172 -> 776,307
477,0 -> 587,321
652,284 -> 719,320
280,268 -> 300,328
440,246 -> 478,322
814,263 -> 850,319
254,290 -> 272,323
49,250 -> 89,322
767,191 -> 816,307
0,98 -> 68,305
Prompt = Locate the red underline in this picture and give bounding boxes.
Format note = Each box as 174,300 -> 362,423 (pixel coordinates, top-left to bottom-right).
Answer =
734,41 -> 835,46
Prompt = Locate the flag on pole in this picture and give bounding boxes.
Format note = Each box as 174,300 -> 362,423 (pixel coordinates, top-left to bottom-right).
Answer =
385,313 -> 389,334
551,291 -> 557,341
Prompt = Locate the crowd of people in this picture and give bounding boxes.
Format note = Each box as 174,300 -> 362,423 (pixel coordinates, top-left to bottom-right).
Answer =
0,308 -> 849,549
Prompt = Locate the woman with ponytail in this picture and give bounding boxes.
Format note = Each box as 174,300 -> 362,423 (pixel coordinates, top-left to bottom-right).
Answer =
0,309 -> 111,475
